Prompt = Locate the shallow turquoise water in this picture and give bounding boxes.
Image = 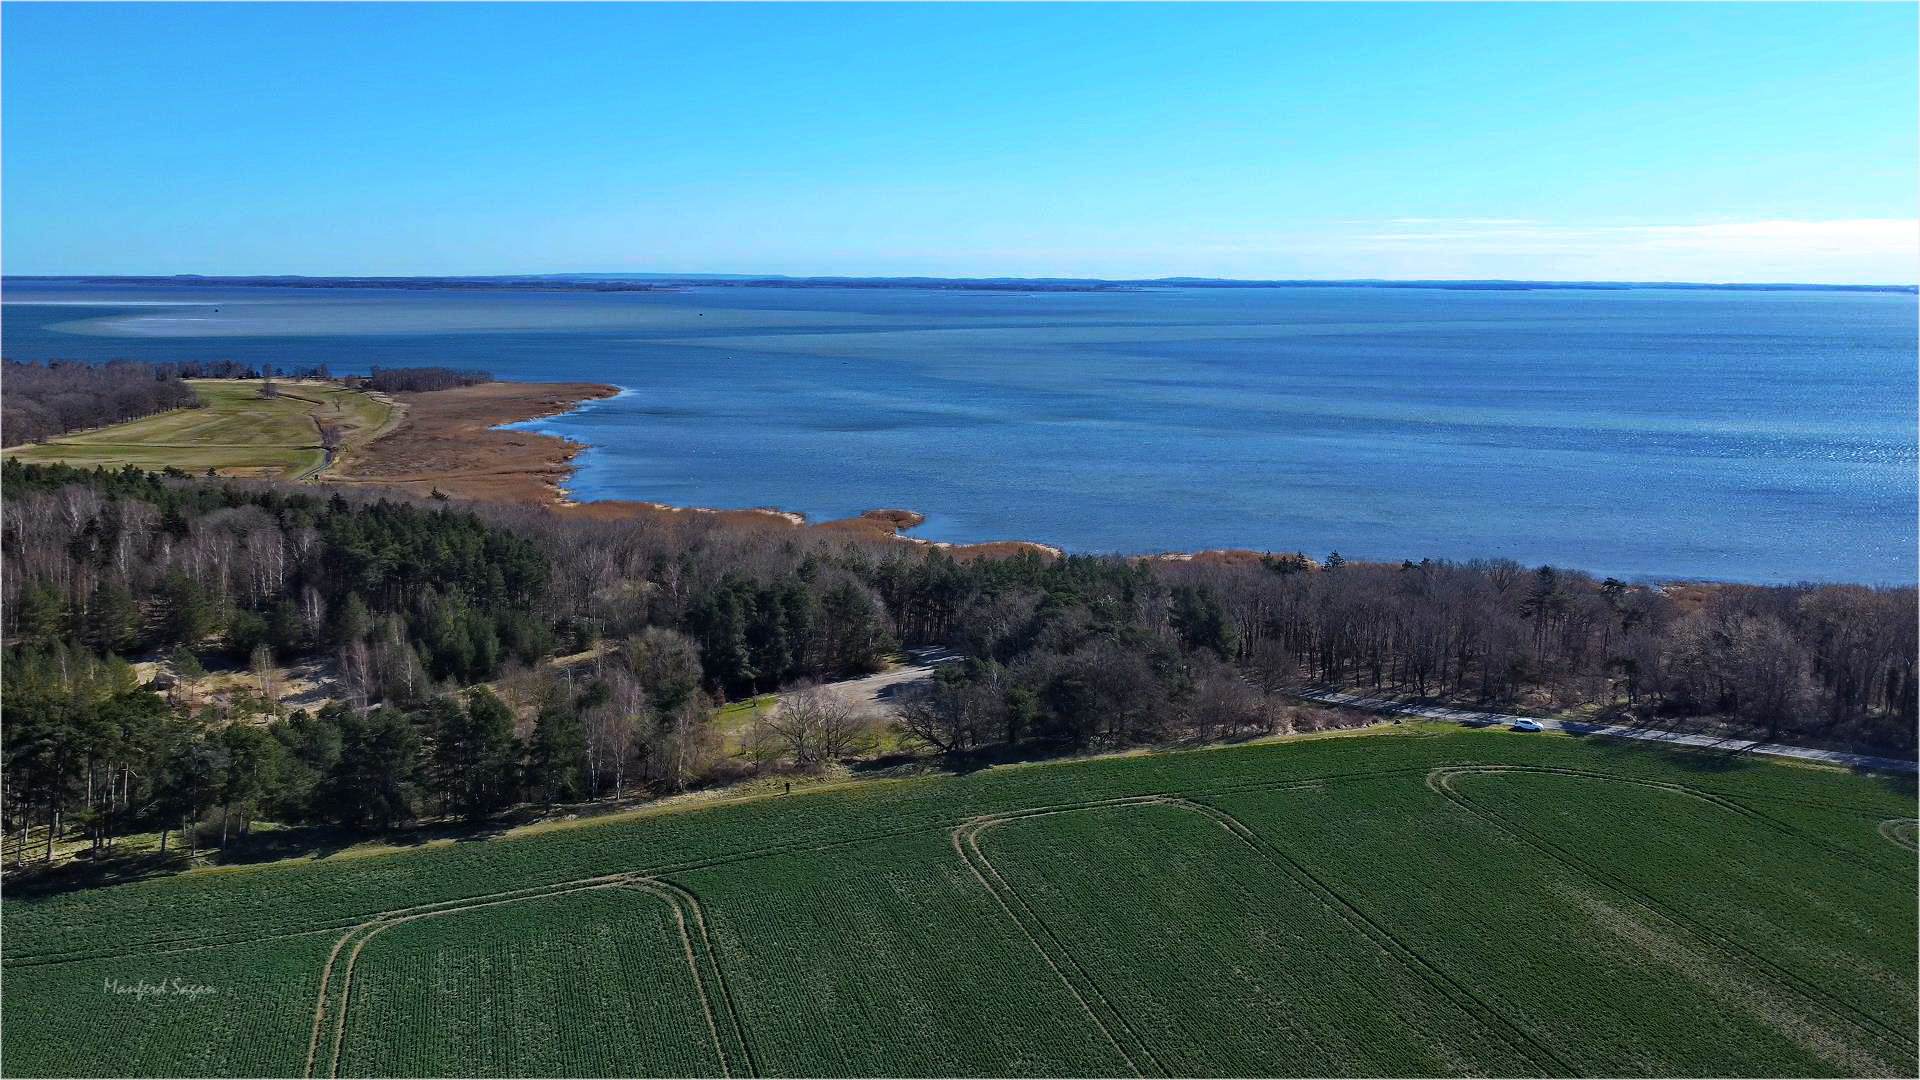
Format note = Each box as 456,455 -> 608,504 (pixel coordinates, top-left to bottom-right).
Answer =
4,282 -> 1914,583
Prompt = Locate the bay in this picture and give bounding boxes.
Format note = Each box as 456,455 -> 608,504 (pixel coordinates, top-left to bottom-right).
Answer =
4,280 -> 1913,584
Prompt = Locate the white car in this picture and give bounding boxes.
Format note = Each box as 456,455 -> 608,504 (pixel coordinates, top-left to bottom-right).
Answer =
1510,719 -> 1543,733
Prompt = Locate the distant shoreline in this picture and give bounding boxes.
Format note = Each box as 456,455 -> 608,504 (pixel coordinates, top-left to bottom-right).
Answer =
6,274 -> 1915,294
5,374 -> 1898,585
6,285 -> 1909,585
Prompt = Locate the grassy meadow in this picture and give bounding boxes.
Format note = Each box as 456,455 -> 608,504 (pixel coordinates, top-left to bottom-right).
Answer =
2,729 -> 1913,1078
3,381 -> 397,479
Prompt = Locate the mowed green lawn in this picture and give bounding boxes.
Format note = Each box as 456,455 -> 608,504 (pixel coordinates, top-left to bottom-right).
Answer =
3,381 -> 395,479
3,731 -> 1914,1078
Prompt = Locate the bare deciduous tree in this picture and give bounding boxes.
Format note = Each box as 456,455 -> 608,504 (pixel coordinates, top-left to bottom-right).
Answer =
759,686 -> 876,767
251,643 -> 278,709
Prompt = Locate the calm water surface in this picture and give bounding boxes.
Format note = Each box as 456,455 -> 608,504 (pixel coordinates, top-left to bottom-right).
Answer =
4,282 -> 1914,584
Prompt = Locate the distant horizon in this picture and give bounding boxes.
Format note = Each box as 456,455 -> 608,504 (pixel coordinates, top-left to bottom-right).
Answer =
7,271 -> 1915,291
4,5 -> 1914,283
7,277 -> 1910,585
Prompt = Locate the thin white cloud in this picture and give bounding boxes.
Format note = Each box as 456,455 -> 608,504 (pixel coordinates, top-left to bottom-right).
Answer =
1350,218 -> 1918,283
1625,218 -> 1916,249
1382,217 -> 1541,226
605,218 -> 1918,284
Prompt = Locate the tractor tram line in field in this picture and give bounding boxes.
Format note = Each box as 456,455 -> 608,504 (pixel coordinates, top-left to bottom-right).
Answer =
953,798 -> 1176,1078
956,790 -> 1574,1077
1164,796 -> 1580,1076
304,921 -> 385,1079
305,874 -> 747,1079
1435,765 -> 1915,1044
6,743 -> 1914,1078
1428,765 -> 1905,885
1878,818 -> 1919,852
3,873 -> 655,972
1,764 -> 1441,972
1430,766 -> 1913,1058
1,923 -> 345,971
617,877 -> 758,1080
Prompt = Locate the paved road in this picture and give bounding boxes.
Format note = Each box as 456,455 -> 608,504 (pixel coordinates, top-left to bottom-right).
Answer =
1297,688 -> 1917,775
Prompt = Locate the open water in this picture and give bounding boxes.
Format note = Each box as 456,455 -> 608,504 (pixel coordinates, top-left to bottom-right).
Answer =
5,280 -> 1914,583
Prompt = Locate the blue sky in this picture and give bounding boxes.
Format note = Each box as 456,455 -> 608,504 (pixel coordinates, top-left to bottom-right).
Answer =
4,2 -> 1915,282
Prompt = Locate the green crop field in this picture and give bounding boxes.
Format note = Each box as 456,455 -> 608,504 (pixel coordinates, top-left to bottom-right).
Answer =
3,730 -> 1914,1078
3,380 -> 397,479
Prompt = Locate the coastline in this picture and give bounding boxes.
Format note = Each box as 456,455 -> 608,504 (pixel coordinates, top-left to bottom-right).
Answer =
325,381 -> 1848,584
324,381 -> 623,503
11,378 -> 1819,584
340,381 -> 1071,561
485,394 -> 1304,565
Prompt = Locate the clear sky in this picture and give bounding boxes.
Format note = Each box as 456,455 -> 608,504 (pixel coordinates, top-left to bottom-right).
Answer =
3,2 -> 1915,282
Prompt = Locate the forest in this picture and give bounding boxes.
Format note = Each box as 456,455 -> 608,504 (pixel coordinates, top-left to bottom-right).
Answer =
0,358 -> 383,449
354,366 -> 492,393
0,360 -> 201,447
1,457 -> 1914,875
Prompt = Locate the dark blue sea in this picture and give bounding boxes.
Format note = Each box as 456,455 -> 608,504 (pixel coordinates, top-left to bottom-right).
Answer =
4,281 -> 1915,584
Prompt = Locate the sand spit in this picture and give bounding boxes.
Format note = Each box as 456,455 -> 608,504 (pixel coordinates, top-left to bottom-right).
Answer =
337,381 -> 1187,564
326,381 -> 621,504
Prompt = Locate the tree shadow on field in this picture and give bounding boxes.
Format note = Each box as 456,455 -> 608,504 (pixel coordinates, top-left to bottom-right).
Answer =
206,826 -> 376,866
1654,746 -> 1755,776
3,851 -> 193,898
1573,736 -> 1757,776
931,740 -> 1131,776
1571,732 -> 1917,795
1865,770 -> 1917,800
209,801 -> 656,864
4,813 -> 549,898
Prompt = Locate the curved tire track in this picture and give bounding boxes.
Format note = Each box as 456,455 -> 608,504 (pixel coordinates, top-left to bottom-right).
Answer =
7,766 -> 1437,971
307,874 -> 745,1078
953,797 -> 1168,1077
952,787 -> 1569,1077
1430,764 -> 1912,1058
1877,818 -> 1918,853
621,877 -> 756,1079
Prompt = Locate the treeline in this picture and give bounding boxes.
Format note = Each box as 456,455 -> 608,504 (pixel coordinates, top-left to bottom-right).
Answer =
0,359 -> 496,451
0,462 -> 898,866
2,462 -> 1914,875
895,557 -> 1917,757
3,628 -> 711,861
3,460 -> 553,697
0,360 -> 200,447
353,367 -> 491,393
480,495 -> 1916,756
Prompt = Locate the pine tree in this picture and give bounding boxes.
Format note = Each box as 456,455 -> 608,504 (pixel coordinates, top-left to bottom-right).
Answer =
151,721 -> 219,856
524,696 -> 587,807
429,689 -> 519,818
86,582 -> 143,654
330,592 -> 371,646
215,724 -> 279,846
316,708 -> 419,830
15,581 -> 69,641
160,572 -> 218,647
823,581 -> 893,677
